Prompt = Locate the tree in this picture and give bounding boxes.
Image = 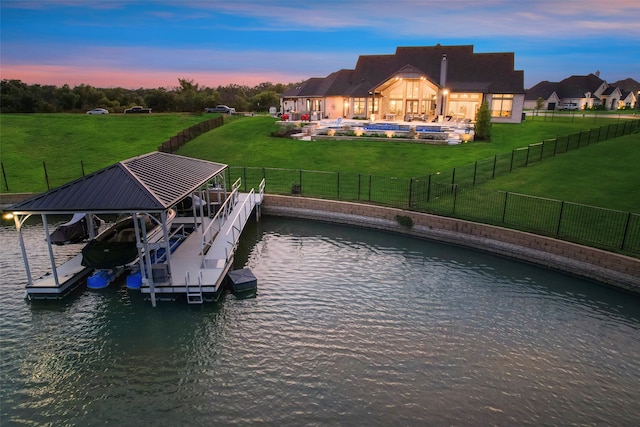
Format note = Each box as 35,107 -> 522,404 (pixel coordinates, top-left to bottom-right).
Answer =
251,91 -> 280,112
535,97 -> 545,111
474,101 -> 491,141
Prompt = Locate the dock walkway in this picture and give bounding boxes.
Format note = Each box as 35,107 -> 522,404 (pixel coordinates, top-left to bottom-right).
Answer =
141,185 -> 263,304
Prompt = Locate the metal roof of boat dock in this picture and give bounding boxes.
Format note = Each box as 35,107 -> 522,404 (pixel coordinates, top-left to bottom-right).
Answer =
10,152 -> 227,214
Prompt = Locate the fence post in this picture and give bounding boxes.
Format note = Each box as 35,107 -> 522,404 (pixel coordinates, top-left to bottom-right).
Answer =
510,150 -> 515,172
452,184 -> 458,214
43,161 -> 50,190
368,175 -> 372,201
299,170 -> 303,195
337,172 -> 340,200
525,145 -> 531,166
427,174 -> 431,202
492,155 -> 497,179
408,178 -> 413,208
502,192 -> 508,223
1,162 -> 8,191
473,161 -> 477,186
451,168 -> 456,187
578,130 -> 582,147
358,174 -> 361,201
81,160 -> 85,176
540,141 -> 544,161
621,212 -> 632,251
556,201 -> 565,236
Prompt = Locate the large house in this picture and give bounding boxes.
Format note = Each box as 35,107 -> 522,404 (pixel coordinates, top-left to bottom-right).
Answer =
281,44 -> 525,124
524,73 -> 639,111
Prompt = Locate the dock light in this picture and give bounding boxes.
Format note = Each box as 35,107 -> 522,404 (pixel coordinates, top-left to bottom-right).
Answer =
3,212 -> 14,220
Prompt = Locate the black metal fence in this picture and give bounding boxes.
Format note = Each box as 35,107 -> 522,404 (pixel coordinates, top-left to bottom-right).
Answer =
228,119 -> 640,256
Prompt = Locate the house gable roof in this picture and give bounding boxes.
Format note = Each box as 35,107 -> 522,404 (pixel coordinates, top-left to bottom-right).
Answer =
556,74 -> 605,98
611,78 -> 640,94
10,152 -> 227,214
525,81 -> 560,100
287,44 -> 524,99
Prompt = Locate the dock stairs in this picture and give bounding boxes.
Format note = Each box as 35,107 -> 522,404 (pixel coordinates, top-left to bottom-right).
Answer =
185,271 -> 204,304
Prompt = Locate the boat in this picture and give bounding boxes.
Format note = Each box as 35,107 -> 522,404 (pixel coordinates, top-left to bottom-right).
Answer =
49,213 -> 102,245
126,232 -> 186,290
83,210 -> 176,290
81,210 -> 176,270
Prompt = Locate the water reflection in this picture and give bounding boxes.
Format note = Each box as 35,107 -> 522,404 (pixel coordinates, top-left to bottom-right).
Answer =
1,217 -> 639,426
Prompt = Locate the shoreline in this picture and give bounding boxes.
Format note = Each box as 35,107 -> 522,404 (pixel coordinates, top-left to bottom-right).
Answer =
263,195 -> 640,296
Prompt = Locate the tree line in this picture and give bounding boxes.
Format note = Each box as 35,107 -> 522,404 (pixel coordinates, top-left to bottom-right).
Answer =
0,78 -> 300,114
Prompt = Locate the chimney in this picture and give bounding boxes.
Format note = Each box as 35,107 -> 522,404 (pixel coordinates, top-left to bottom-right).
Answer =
439,54 -> 448,117
440,54 -> 448,87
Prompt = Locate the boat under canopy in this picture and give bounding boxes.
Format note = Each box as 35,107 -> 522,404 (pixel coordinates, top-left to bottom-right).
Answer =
8,152 -> 230,304
49,213 -> 102,245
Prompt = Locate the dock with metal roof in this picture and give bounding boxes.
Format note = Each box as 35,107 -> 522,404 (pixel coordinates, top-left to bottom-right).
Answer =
140,181 -> 264,305
8,152 -> 264,306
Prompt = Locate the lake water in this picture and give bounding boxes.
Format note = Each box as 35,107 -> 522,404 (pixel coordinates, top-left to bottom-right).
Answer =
1,216 -> 639,426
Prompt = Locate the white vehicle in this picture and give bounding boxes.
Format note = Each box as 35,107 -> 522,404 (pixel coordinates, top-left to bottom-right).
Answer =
559,102 -> 578,111
86,108 -> 109,114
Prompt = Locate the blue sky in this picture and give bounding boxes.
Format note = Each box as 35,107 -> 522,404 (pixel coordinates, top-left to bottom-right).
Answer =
1,0 -> 639,89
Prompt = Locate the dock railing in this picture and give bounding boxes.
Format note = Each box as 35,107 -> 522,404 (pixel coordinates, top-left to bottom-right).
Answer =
224,186 -> 257,261
201,178 -> 241,254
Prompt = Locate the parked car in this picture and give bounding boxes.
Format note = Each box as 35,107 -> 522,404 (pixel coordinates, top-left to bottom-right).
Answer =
124,106 -> 152,114
86,108 -> 109,114
205,105 -> 236,114
558,102 -> 578,111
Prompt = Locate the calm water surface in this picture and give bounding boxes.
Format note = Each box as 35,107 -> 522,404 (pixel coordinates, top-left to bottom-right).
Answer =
1,216 -> 639,426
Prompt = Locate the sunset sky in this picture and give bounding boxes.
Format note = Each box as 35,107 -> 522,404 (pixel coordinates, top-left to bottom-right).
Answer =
1,0 -> 639,90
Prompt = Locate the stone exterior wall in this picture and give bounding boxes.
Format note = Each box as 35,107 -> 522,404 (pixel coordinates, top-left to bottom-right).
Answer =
263,195 -> 640,295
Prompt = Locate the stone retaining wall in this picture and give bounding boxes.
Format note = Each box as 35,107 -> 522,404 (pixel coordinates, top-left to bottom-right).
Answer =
263,195 -> 640,295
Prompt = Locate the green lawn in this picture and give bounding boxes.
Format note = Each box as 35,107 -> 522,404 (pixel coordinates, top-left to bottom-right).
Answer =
178,115 -> 626,177
479,133 -> 640,213
1,113 -> 637,206
0,113 -> 217,191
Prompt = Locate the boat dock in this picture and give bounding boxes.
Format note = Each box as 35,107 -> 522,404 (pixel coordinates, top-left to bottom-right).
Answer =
24,254 -> 93,299
9,152 -> 262,307
140,181 -> 264,305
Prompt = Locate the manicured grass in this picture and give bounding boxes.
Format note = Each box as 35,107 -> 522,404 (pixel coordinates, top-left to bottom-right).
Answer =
0,113 -> 217,191
479,133 -> 640,213
0,113 -> 636,203
178,115 -> 625,177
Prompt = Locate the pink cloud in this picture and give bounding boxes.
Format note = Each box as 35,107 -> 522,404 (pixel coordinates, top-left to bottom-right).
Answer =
1,64 -> 305,89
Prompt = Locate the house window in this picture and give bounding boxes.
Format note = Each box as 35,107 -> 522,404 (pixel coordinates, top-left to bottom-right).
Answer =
369,97 -> 379,114
354,98 -> 366,115
406,81 -> 419,99
389,99 -> 403,114
491,94 -> 514,118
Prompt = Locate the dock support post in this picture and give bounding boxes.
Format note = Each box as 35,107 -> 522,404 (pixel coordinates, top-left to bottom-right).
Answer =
42,214 -> 60,287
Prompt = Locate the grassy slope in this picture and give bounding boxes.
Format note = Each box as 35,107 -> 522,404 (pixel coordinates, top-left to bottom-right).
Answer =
1,114 -> 637,214
0,113 -> 216,191
480,133 -> 640,212
179,116 -> 622,177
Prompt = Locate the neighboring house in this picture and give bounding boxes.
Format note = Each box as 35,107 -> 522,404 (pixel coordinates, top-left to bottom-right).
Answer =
281,44 -> 525,124
524,74 -> 639,110
612,78 -> 640,109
